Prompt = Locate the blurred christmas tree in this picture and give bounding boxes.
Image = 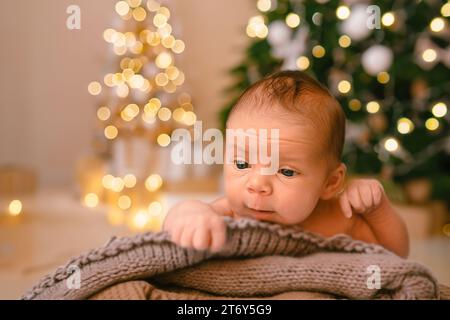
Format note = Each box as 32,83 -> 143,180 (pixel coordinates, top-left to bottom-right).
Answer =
85,0 -> 197,230
222,0 -> 450,205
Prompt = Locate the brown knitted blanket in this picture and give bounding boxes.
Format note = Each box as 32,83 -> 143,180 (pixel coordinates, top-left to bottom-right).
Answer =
22,217 -> 447,300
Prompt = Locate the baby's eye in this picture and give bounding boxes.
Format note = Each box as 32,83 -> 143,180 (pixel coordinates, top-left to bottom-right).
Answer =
278,168 -> 298,177
234,160 -> 250,170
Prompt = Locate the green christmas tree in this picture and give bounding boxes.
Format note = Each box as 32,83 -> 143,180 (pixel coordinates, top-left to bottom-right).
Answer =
222,0 -> 450,205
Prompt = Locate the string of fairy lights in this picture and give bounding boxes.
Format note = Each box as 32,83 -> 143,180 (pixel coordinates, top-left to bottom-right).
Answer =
84,0 -> 197,231
246,0 -> 449,172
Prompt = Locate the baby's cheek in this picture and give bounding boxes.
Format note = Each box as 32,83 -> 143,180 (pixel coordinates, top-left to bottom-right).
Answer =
277,194 -> 317,224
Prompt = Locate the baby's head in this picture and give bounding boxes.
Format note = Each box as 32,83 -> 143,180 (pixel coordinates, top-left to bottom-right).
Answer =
224,70 -> 347,225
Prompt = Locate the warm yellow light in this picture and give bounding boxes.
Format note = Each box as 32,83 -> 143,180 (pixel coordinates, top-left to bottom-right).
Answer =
129,74 -> 145,88
122,68 -> 135,81
422,49 -> 437,62
8,200 -> 22,216
312,45 -> 325,58
158,24 -> 172,39
286,13 -> 300,28
88,81 -> 102,96
97,107 -> 111,121
148,201 -> 163,216
111,177 -> 125,193
338,35 -> 351,48
158,107 -> 172,121
121,104 -> 140,121
166,66 -> 180,80
425,118 -> 439,131
172,39 -> 185,54
432,102 -> 447,118
115,1 -> 130,16
116,84 -> 130,98
140,79 -> 151,92
132,7 -> 147,21
381,12 -> 395,27
157,133 -> 171,147
113,32 -> 126,47
442,3 -> 450,17
155,73 -> 169,86
124,32 -> 136,47
132,210 -> 150,229
384,138 -> 399,152
430,17 -> 445,32
246,15 -> 268,39
366,101 -> 381,114
338,80 -> 351,94
172,107 -> 185,122
102,174 -> 115,189
104,73 -> 115,87
157,6 -> 171,18
130,41 -> 144,54
103,28 -> 116,43
257,0 -> 271,12
336,6 -> 350,20
113,72 -> 125,85
123,174 -> 137,188
348,99 -> 361,111
142,112 -> 156,124
147,32 -> 161,46
104,125 -> 118,140
153,13 -> 168,27
113,45 -> 127,56
162,35 -> 175,48
377,72 -> 390,84
118,195 -> 132,210
163,82 -> 177,93
145,174 -> 163,191
128,0 -> 142,8
296,56 -> 310,71
172,71 -> 185,86
183,111 -> 197,126
155,52 -> 173,69
147,0 -> 160,12
84,193 -> 99,208
397,118 -> 414,134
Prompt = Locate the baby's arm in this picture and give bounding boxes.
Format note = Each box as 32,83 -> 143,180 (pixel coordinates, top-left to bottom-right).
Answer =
339,179 -> 410,258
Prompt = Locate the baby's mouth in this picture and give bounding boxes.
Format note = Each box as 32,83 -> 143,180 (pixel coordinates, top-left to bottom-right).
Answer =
244,204 -> 275,215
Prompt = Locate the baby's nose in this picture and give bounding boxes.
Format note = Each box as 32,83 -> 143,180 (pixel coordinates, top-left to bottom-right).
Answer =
246,174 -> 273,196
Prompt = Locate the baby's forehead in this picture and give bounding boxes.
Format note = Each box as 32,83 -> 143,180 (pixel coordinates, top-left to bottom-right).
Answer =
227,118 -> 323,161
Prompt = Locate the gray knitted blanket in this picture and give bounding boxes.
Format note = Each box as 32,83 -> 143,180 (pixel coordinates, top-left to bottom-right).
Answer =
22,217 -> 443,300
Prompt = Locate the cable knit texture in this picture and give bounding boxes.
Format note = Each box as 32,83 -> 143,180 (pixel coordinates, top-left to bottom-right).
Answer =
22,217 -> 445,300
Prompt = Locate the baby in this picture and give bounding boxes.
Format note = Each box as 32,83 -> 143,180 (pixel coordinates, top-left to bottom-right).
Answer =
163,70 -> 409,258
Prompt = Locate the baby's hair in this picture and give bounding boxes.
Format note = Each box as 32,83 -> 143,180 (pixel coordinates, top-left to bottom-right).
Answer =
227,70 -> 346,170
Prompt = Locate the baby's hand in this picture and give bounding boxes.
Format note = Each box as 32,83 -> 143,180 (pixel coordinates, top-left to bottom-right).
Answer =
338,178 -> 385,218
162,200 -> 227,252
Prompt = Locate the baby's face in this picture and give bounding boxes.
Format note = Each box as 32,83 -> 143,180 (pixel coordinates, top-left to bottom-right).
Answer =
224,108 -> 332,225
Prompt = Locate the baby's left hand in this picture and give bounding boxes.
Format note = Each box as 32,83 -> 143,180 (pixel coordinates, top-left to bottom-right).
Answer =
338,178 -> 385,218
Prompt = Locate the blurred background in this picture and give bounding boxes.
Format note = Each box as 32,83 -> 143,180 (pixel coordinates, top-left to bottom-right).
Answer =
0,0 -> 449,299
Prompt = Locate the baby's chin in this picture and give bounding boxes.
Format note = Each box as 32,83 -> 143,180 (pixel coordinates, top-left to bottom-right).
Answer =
232,205 -> 309,225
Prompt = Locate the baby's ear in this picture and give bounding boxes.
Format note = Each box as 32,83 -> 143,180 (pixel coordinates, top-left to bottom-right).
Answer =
320,163 -> 347,200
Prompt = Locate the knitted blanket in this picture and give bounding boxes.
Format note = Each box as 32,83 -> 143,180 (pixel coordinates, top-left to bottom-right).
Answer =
22,217 -> 446,300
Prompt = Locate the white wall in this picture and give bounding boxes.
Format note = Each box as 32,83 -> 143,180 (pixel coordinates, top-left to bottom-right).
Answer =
0,0 -> 256,186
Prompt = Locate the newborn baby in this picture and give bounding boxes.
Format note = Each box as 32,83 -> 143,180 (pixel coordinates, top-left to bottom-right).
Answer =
163,71 -> 409,258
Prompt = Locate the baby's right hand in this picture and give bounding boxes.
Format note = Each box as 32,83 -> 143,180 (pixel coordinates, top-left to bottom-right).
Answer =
162,200 -> 228,252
